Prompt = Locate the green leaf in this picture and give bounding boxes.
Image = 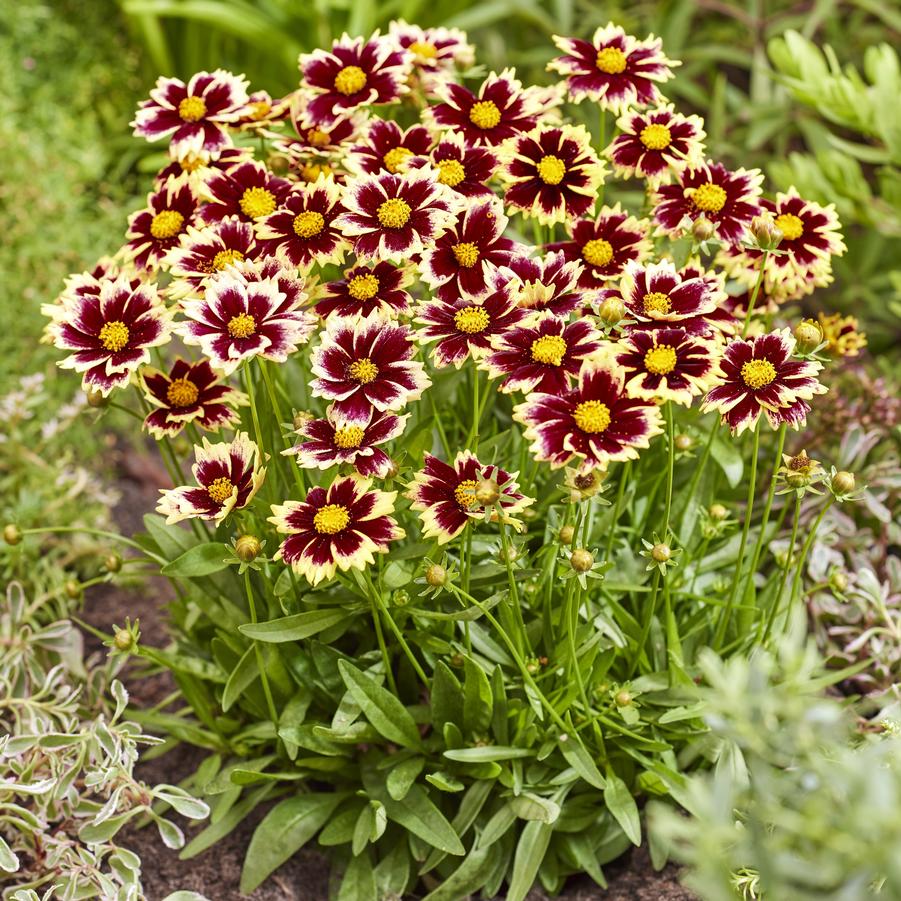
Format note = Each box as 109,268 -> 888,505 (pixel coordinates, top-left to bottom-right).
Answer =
431,662 -> 464,731
710,435 -> 743,488
221,646 -> 258,712
421,844 -> 495,901
338,852 -> 377,901
510,793 -> 561,824
444,746 -> 534,763
506,820 -> 555,901
387,756 -> 424,801
240,793 -> 343,893
463,657 -> 492,736
382,785 -> 465,856
426,771 -> 465,792
181,785 -> 274,859
239,608 -> 350,643
604,771 -> 641,846
0,835 -> 19,872
161,543 -> 230,577
557,735 -> 606,789
338,661 -> 421,750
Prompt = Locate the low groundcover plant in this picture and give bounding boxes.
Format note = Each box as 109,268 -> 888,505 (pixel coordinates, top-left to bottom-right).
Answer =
13,19 -> 866,900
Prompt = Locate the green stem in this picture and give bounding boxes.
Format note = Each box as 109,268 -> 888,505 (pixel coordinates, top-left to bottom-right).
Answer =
364,572 -> 427,685
604,461 -> 631,560
675,416 -> 718,531
742,249 -> 770,338
259,360 -> 305,495
244,570 -> 279,726
19,526 -> 154,557
661,403 -> 675,538
631,569 -> 661,672
498,519 -> 529,656
788,498 -> 834,610
761,492 -> 801,645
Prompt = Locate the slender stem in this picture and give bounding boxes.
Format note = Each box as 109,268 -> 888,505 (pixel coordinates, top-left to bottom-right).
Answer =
369,592 -> 397,694
604,461 -> 631,560
498,519 -> 529,656
742,249 -> 770,338
761,492 -> 801,644
788,499 -> 834,610
364,572 -> 427,685
244,570 -> 279,726
675,416 -> 718,530
259,360 -> 305,494
661,403 -> 675,538
631,569 -> 661,672
19,526 -> 153,557
243,365 -> 267,454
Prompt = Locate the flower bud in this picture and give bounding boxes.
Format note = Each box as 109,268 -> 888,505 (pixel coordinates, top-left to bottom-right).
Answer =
392,589 -> 410,607
425,564 -> 447,587
64,579 -> 81,600
598,295 -> 625,325
235,534 -> 262,563
615,690 -> 632,707
832,470 -> 855,494
104,553 -> 122,573
292,410 -> 315,431
750,214 -> 780,249
86,389 -> 108,408
674,434 -> 692,452
114,629 -> 135,651
651,543 -> 671,563
830,570 -> 849,593
3,524 -> 22,545
475,478 -> 500,506
708,504 -> 728,521
794,319 -> 822,351
692,216 -> 715,242
570,548 -> 594,573
558,525 -> 575,544
498,544 -> 518,564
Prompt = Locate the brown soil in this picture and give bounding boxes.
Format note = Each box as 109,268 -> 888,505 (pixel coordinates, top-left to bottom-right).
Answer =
80,443 -> 695,901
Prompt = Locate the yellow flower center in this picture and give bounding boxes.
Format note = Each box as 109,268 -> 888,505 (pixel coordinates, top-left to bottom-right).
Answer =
178,95 -> 207,121
313,503 -> 351,534
248,100 -> 271,120
383,146 -> 414,174
596,46 -> 627,74
582,238 -> 614,268
99,321 -> 129,352
180,155 -> 204,173
454,480 -> 479,509
239,186 -> 277,219
307,127 -> 331,147
348,358 -> 378,384
348,273 -> 379,300
691,182 -> 727,213
535,155 -> 566,186
227,313 -> 257,339
334,65 -> 367,96
741,359 -> 777,389
644,345 -> 678,375
150,209 -> 185,240
293,211 -> 325,238
469,100 -> 501,130
207,477 -> 235,505
409,40 -> 438,60
452,242 -> 480,268
643,292 -> 672,315
530,335 -> 568,366
454,305 -> 490,334
774,212 -> 804,241
436,159 -> 466,187
377,198 -> 412,229
166,376 -> 200,407
573,400 -> 611,433
211,249 -> 245,271
333,425 -> 366,449
300,163 -> 333,183
639,123 -> 672,150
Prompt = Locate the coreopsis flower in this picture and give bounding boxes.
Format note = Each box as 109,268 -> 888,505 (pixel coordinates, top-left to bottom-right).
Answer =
132,69 -> 251,156
483,312 -> 604,394
548,24 -> 678,112
615,328 -> 723,406
607,104 -> 705,186
199,160 -> 292,224
406,451 -> 533,544
388,20 -> 475,93
318,261 -> 414,319
299,33 -> 412,122
424,131 -> 499,198
619,259 -> 716,329
311,313 -> 431,422
177,259 -> 314,375
234,90 -> 292,129
513,359 -> 664,472
155,146 -> 251,190
256,179 -> 350,270
140,358 -> 245,439
653,160 -> 763,246
415,276 -> 526,368
269,476 -> 404,585
547,204 -> 652,286
817,312 -> 867,358
157,432 -> 265,524
126,178 -> 198,271
674,260 -> 739,338
701,329 -> 827,435
46,276 -> 171,396
284,405 -> 407,478
508,251 -> 596,317
165,218 -> 258,300
334,167 -> 461,261
347,119 -> 432,175
499,125 -> 607,226
425,69 -> 553,147
276,101 -> 365,167
418,199 -> 520,300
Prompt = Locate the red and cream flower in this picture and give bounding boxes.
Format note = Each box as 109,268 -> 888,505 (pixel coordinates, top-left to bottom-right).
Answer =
615,328 -> 723,406
418,199 -> 521,301
547,204 -> 652,286
406,451 -> 533,544
126,178 -> 198,272
334,167 -> 461,261
424,69 -> 554,147
311,313 -> 431,422
177,259 -> 314,375
483,312 -> 604,394
347,119 -> 432,175
132,69 -> 251,156
256,178 -> 350,270
165,218 -> 259,300
424,131 -> 499,199
275,100 -> 366,173
508,252 -> 598,318
620,259 -> 716,327
155,146 -> 251,190
414,276 -> 526,369
672,260 -> 738,338
499,124 -> 606,226
47,276 -> 171,396
199,160 -> 292,224
388,20 -> 475,94
269,476 -> 404,585
317,261 -> 414,319
701,329 -> 827,435
607,104 -> 705,186
513,359 -> 664,472
140,358 -> 246,439
653,160 -> 763,246
157,432 -> 265,525
299,33 -> 412,122
548,24 -> 678,113
233,90 -> 292,130
284,405 -> 407,478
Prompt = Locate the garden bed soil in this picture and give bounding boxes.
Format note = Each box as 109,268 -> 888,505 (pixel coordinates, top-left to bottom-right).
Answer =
80,443 -> 695,901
